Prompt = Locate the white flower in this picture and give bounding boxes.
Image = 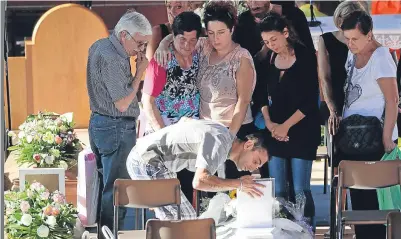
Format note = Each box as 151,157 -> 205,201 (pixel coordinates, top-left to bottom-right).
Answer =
26,135 -> 33,143
61,112 -> 73,123
58,161 -> 68,170
45,155 -> 54,165
21,214 -> 33,226
27,189 -> 33,197
46,216 -> 57,227
8,131 -> 16,139
37,225 -> 50,238
18,131 -> 25,139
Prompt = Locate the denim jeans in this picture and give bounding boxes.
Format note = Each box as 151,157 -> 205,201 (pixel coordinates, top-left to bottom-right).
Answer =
89,113 -> 136,236
268,156 -> 316,230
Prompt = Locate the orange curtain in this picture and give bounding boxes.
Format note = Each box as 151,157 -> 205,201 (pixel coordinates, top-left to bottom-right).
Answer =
371,0 -> 401,15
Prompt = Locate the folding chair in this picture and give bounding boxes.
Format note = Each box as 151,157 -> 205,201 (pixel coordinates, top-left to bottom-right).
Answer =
387,211 -> 401,239
145,218 -> 216,239
110,178 -> 182,239
336,160 -> 401,239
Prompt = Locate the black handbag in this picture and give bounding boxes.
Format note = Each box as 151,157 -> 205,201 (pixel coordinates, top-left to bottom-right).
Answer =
335,55 -> 384,155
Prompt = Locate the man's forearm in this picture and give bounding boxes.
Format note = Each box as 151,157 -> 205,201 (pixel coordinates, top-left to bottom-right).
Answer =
194,174 -> 239,192
114,76 -> 142,112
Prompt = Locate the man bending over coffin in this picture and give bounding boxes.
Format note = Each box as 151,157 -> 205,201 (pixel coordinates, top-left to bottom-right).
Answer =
126,119 -> 269,219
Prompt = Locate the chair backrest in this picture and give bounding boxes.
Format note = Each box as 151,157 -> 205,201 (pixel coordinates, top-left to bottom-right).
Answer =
113,179 -> 181,208
338,160 -> 401,189
387,211 -> 401,239
145,218 -> 216,239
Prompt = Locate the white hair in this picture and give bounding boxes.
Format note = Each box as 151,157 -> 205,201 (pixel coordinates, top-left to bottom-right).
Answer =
114,11 -> 152,39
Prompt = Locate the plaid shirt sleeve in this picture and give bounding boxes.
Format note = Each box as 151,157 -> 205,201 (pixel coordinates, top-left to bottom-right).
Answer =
100,55 -> 134,102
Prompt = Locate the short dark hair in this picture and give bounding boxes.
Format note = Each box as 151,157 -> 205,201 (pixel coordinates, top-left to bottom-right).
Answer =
244,132 -> 268,151
172,11 -> 202,38
258,12 -> 301,48
203,1 -> 237,30
340,10 -> 372,35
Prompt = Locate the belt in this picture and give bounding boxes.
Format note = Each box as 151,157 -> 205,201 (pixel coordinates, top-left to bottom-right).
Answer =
92,112 -> 136,120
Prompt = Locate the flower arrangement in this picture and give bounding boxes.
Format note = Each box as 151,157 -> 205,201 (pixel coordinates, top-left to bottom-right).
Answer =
8,112 -> 83,169
4,182 -> 78,239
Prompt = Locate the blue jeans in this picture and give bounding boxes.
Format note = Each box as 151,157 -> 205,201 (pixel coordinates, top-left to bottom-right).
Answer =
89,113 -> 136,235
269,156 -> 316,230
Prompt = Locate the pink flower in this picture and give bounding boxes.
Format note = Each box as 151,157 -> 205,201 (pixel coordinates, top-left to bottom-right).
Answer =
52,207 -> 60,216
40,191 -> 50,200
52,192 -> 65,204
30,182 -> 45,192
54,135 -> 62,145
20,201 -> 30,213
33,154 -> 41,163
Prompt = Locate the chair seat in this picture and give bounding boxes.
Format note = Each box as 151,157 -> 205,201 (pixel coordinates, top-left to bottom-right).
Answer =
342,210 -> 399,225
118,230 -> 146,239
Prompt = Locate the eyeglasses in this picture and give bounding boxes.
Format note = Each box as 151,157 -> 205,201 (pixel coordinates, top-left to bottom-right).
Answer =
126,31 -> 148,49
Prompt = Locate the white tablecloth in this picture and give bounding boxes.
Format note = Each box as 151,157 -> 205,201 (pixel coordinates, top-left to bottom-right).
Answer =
309,14 -> 401,49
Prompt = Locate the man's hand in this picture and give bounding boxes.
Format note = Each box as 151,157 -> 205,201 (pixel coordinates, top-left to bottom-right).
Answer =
154,45 -> 172,67
239,175 -> 265,198
135,52 -> 149,78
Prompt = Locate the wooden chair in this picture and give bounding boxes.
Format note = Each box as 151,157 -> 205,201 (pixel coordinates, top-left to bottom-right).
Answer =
387,211 -> 401,239
145,218 -> 216,239
336,160 -> 401,239
110,179 -> 182,239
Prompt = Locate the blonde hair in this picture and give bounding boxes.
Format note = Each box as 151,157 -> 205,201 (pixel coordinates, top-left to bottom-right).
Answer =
333,1 -> 367,29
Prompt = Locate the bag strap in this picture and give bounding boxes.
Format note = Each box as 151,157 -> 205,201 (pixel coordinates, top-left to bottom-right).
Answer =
342,55 -> 357,117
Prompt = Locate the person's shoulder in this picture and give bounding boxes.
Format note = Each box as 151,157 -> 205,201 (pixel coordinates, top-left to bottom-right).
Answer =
284,6 -> 307,19
89,38 -> 118,60
237,10 -> 253,23
295,43 -> 316,58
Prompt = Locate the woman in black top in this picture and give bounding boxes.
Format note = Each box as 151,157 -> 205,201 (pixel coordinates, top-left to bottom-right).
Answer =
254,12 -> 320,230
318,1 -> 365,168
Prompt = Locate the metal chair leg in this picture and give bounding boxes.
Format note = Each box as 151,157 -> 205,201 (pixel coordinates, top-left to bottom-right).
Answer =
324,156 -> 328,194
330,176 -> 338,239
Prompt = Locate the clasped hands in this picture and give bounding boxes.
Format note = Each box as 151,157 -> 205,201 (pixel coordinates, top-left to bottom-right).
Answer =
266,120 -> 289,142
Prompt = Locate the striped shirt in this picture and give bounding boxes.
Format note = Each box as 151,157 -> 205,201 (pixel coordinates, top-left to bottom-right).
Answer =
87,34 -> 140,118
127,120 -> 235,175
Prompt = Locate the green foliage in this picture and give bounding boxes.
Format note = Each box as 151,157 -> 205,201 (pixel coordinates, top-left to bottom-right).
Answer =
8,112 -> 83,169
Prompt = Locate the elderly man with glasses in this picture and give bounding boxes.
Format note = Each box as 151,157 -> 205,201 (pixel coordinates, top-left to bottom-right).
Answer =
86,11 -> 152,238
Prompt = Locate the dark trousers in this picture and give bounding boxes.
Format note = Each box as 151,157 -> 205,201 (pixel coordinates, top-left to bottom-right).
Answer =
89,113 -> 136,238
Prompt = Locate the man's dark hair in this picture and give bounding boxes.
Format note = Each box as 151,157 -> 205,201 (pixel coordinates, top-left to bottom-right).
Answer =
340,10 -> 372,35
245,132 -> 268,151
172,11 -> 202,38
203,1 -> 237,30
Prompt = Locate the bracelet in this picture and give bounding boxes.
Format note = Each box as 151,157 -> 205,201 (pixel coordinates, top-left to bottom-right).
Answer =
239,179 -> 243,191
